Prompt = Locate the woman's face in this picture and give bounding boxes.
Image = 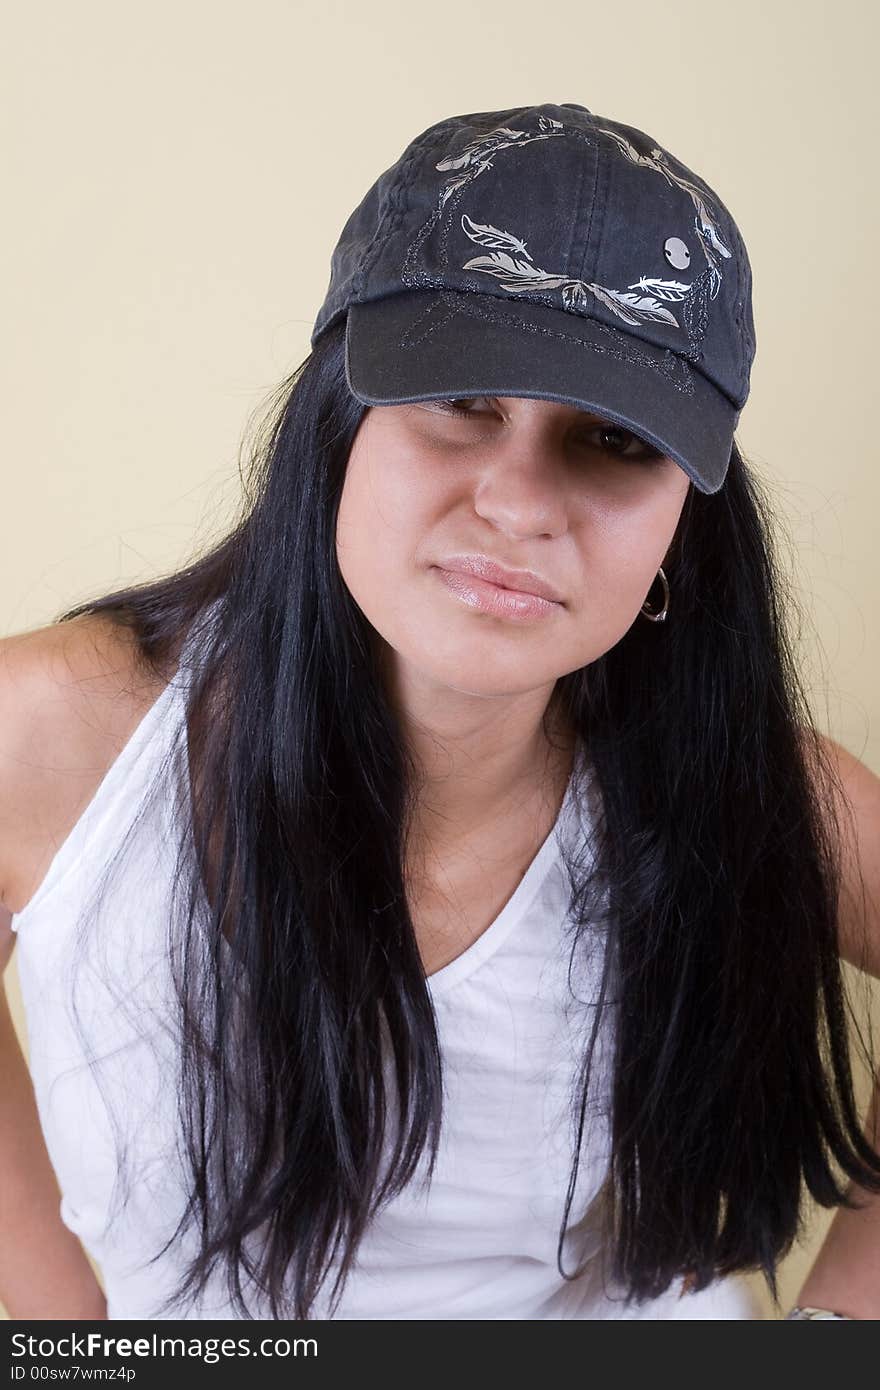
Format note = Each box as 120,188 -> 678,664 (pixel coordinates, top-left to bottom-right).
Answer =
335,395 -> 692,702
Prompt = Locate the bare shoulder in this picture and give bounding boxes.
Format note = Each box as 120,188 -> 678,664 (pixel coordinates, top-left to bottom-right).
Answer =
809,730 -> 880,980
0,612 -> 174,923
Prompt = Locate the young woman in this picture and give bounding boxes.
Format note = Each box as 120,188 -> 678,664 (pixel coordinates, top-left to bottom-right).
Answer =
2,102 -> 879,1322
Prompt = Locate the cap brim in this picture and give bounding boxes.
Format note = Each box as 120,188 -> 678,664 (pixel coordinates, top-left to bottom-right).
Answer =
344,289 -> 736,494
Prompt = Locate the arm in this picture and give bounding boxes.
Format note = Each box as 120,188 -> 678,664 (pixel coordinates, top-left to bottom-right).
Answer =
0,618 -> 157,1321
790,734 -> 880,1319
1,917 -> 107,1320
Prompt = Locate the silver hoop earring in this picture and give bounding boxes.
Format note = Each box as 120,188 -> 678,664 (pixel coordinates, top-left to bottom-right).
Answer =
640,566 -> 670,623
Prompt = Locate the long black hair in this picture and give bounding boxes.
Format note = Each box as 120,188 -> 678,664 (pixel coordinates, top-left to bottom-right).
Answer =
56,316 -> 880,1318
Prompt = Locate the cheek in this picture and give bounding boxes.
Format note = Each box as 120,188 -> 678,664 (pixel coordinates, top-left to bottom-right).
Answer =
591,561 -> 657,628
335,442 -> 431,610
569,493 -> 684,642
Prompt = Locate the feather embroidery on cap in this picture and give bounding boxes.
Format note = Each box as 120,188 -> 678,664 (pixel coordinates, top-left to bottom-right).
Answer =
592,127 -> 732,299
428,116 -> 732,337
459,214 -> 688,328
433,114 -> 566,209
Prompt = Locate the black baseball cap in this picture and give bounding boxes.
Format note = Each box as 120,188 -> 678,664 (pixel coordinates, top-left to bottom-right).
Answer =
310,101 -> 757,494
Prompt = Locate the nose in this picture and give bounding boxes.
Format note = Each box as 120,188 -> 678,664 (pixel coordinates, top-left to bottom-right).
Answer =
472,430 -> 571,539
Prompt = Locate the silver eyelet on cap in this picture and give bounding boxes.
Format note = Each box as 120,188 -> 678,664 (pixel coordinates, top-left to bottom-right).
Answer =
664,236 -> 690,270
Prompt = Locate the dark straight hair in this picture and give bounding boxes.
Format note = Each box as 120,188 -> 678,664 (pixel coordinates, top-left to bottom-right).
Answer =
56,317 -> 880,1318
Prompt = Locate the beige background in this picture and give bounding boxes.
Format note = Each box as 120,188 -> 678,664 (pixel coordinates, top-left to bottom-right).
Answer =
2,0 -> 878,1321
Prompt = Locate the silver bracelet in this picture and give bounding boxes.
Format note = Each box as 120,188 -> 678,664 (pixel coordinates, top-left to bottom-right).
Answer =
785,1305 -> 852,1319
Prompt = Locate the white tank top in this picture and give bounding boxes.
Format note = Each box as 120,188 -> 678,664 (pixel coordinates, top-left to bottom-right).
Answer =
9,605 -> 761,1319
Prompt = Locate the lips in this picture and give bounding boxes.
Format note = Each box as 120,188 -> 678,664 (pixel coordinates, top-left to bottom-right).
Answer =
435,553 -> 563,603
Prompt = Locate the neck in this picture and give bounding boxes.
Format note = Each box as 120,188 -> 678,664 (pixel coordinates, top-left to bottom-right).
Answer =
402,712 -> 578,872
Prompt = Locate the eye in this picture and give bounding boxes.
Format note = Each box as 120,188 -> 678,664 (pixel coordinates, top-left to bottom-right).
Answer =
425,397 -> 492,417
589,422 -> 666,464
423,398 -> 667,465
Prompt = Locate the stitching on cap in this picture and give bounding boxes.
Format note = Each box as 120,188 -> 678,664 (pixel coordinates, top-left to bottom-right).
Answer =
398,291 -> 696,396
398,299 -> 461,346
682,267 -> 710,360
732,228 -> 752,405
352,158 -> 413,300
352,125 -> 449,300
579,135 -> 601,284
733,232 -> 743,401
373,120 -> 463,276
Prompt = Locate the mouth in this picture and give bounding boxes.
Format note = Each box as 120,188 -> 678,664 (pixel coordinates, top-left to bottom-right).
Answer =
432,566 -> 562,622
435,553 -> 564,604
